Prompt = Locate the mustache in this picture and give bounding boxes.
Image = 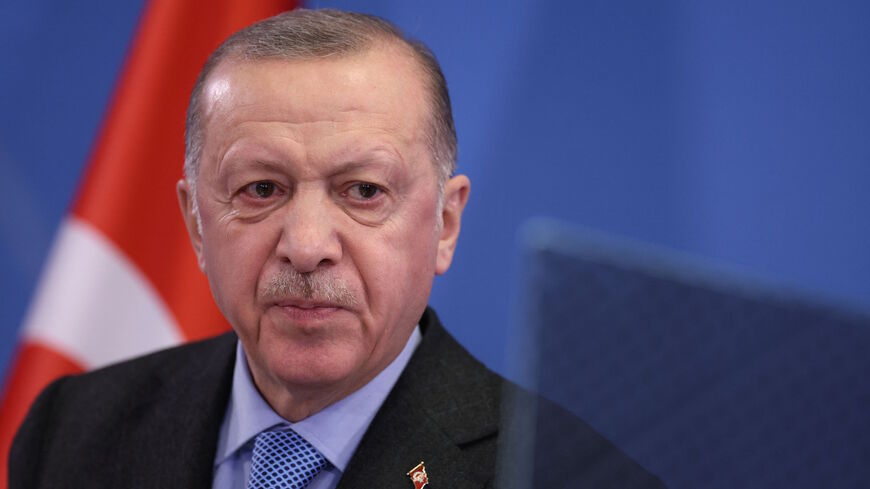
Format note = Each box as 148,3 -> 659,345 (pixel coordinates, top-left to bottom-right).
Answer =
259,268 -> 358,308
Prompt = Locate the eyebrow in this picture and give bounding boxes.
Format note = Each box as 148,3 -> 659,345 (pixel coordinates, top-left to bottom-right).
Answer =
326,148 -> 405,177
216,154 -> 287,178
328,160 -> 387,175
216,144 -> 407,180
248,159 -> 287,172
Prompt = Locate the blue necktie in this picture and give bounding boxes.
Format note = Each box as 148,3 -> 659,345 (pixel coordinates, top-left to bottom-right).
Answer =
247,429 -> 328,489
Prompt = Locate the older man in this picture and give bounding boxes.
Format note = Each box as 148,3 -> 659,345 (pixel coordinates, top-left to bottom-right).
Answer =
10,9 -> 664,489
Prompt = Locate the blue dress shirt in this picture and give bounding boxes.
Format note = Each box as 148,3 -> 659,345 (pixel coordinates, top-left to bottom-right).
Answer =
212,326 -> 422,489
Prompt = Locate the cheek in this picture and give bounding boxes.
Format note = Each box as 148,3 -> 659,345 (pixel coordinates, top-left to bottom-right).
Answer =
201,222 -> 275,324
357,202 -> 440,311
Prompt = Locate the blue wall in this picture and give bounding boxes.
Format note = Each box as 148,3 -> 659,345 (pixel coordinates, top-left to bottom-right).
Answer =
2,0 -> 869,377
0,0 -> 146,371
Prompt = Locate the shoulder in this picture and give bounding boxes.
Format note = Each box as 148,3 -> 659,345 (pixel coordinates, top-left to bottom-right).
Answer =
27,331 -> 237,410
9,332 -> 238,488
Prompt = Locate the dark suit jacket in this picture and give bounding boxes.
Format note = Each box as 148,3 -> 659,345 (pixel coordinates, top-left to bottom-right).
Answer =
10,308 -> 664,488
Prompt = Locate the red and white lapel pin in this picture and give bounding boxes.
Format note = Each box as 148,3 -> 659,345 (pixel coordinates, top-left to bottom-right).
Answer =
407,461 -> 429,489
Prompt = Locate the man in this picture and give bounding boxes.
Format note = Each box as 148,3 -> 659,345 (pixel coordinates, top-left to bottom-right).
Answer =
10,9 -> 664,489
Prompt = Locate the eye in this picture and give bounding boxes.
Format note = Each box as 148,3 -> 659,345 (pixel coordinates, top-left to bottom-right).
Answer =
339,180 -> 393,225
347,182 -> 382,200
244,181 -> 277,198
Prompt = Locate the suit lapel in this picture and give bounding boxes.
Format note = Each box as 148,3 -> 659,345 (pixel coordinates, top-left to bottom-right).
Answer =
337,309 -> 501,489
110,333 -> 237,489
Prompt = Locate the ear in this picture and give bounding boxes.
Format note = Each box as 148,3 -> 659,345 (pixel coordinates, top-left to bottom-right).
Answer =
176,179 -> 207,272
435,174 -> 471,275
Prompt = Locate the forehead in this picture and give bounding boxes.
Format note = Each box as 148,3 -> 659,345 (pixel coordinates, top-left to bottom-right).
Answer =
201,44 -> 431,144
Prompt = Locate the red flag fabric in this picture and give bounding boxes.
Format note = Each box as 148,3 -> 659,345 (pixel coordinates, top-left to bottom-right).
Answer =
0,0 -> 295,486
407,461 -> 430,489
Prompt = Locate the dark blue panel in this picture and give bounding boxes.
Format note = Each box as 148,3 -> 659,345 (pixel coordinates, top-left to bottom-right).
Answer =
517,219 -> 870,488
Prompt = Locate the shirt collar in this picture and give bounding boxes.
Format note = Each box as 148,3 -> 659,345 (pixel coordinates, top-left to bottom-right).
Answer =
215,326 -> 422,472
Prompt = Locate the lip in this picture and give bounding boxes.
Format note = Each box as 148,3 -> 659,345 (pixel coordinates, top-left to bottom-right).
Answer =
270,300 -> 346,322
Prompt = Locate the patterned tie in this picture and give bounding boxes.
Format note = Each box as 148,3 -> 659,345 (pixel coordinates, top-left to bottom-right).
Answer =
247,429 -> 328,489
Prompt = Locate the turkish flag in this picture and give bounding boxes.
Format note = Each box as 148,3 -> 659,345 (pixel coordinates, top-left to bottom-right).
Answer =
0,0 -> 295,486
407,461 -> 430,489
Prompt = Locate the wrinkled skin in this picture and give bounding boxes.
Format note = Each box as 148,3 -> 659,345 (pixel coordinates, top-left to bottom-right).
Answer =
177,43 -> 470,421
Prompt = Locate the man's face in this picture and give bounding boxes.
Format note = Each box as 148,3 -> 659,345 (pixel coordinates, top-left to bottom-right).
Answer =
177,44 -> 468,419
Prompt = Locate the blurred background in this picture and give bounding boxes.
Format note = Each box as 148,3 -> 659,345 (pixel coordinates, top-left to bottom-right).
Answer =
2,0 -> 867,377
2,1 -> 869,487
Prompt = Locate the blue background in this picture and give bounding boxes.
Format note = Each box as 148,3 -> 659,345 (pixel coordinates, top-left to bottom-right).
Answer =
1,0 -> 868,382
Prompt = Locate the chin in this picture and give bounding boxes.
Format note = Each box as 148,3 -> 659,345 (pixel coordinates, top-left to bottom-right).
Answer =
263,341 -> 365,390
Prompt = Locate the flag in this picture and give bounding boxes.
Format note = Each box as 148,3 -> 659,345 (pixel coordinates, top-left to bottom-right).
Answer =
0,0 -> 295,485
407,461 -> 430,489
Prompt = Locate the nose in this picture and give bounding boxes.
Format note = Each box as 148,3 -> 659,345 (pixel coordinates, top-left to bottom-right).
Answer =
274,187 -> 342,273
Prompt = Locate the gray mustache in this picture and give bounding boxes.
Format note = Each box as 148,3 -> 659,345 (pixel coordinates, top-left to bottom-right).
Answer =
259,269 -> 358,307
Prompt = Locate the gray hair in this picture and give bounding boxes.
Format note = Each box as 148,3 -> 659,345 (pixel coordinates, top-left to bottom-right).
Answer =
183,9 -> 457,202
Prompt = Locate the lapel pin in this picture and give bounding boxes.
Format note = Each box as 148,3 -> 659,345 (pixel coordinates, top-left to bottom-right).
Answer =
407,461 -> 429,489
